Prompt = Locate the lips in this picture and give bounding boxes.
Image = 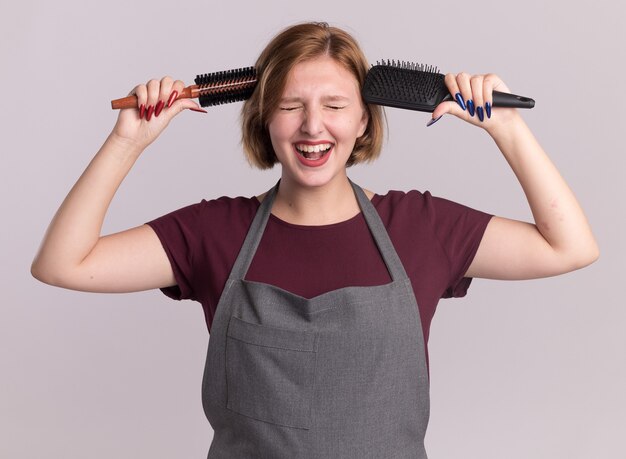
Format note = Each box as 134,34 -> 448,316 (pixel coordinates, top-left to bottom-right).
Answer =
293,142 -> 334,167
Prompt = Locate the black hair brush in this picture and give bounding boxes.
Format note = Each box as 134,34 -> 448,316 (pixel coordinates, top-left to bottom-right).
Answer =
362,60 -> 535,112
111,67 -> 257,109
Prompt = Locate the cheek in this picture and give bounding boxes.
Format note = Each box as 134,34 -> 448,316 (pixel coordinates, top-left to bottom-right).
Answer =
355,107 -> 368,137
267,120 -> 281,143
337,116 -> 366,140
268,116 -> 298,143
268,119 -> 296,162
358,115 -> 368,137
337,107 -> 367,136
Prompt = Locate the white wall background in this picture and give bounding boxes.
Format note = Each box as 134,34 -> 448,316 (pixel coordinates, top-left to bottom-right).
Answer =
1,0 -> 624,457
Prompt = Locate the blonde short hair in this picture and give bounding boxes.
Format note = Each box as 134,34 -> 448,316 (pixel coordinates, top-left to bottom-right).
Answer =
241,22 -> 384,169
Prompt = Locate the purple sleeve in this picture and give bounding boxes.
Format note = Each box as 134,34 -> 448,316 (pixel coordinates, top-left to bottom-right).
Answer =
145,196 -> 259,306
426,193 -> 493,298
146,203 -> 205,301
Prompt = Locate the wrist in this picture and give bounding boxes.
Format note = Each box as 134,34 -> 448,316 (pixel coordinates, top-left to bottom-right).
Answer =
484,110 -> 526,139
104,132 -> 145,162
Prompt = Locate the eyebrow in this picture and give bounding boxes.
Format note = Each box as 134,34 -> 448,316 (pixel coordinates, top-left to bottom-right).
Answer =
279,95 -> 351,104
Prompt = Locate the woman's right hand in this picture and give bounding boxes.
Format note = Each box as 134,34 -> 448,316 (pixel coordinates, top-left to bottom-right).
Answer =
110,76 -> 207,152
30,76 -> 209,292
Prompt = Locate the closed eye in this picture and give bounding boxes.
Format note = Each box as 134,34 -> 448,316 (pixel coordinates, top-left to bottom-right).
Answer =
326,105 -> 346,110
280,106 -> 302,111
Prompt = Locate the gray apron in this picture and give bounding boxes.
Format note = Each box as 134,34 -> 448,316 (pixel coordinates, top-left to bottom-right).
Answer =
202,181 -> 430,458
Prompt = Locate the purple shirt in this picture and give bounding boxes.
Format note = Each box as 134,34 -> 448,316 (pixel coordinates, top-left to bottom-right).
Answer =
147,189 -> 492,351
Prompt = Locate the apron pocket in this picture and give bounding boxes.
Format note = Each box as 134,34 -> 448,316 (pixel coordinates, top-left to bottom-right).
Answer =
225,316 -> 317,429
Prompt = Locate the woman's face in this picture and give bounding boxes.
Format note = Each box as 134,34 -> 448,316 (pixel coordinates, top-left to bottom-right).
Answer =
268,55 -> 368,189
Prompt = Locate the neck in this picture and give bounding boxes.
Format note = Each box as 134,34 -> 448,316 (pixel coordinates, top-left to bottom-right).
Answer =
271,174 -> 360,226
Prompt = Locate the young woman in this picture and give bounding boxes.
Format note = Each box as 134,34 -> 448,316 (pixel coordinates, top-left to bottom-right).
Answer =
31,22 -> 598,458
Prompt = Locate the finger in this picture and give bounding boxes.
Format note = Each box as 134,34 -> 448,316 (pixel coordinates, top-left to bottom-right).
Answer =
167,79 -> 185,108
155,76 -> 174,117
429,72 -> 474,126
171,98 -> 207,115
455,72 -> 473,115
444,73 -> 466,112
429,100 -> 464,125
131,84 -> 148,119
145,79 -> 160,121
470,75 -> 485,122
482,73 -> 497,119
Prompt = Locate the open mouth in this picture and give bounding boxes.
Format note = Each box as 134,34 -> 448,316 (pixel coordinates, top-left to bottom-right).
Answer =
294,142 -> 333,161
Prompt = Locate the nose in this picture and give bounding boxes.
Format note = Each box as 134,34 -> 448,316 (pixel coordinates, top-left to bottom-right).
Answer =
300,107 -> 324,136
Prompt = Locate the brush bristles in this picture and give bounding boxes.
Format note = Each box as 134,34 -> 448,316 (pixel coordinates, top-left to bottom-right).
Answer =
362,60 -> 449,113
375,60 -> 440,74
195,66 -> 257,107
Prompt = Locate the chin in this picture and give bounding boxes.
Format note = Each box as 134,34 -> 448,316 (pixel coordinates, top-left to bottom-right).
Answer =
289,169 -> 348,189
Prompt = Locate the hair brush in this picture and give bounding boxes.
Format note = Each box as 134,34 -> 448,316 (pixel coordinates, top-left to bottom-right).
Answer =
362,60 -> 535,112
110,61 -> 534,112
110,67 -> 257,109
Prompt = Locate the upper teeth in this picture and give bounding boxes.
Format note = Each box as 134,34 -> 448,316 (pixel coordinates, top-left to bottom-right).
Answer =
295,143 -> 332,153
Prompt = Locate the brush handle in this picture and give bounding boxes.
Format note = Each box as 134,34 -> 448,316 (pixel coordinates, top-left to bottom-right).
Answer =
111,86 -> 199,109
445,91 -> 535,109
493,91 -> 535,108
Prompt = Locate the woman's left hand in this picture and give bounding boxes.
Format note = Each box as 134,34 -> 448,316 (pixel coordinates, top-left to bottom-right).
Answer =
429,72 -> 520,131
437,73 -> 600,281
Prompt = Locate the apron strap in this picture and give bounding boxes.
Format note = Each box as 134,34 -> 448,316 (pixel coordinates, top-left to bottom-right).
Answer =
228,181 -> 279,281
349,180 -> 410,283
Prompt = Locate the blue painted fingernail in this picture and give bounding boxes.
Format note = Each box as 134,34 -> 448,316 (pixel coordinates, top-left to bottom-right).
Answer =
486,102 -> 492,119
467,99 -> 475,117
477,105 -> 484,122
426,115 -> 443,127
455,93 -> 466,111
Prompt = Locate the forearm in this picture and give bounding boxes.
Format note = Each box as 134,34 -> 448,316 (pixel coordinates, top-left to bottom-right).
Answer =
31,134 -> 143,283
487,115 -> 599,265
